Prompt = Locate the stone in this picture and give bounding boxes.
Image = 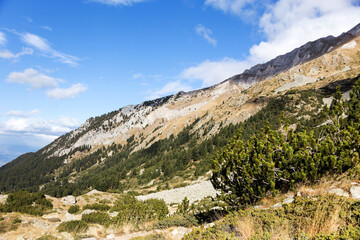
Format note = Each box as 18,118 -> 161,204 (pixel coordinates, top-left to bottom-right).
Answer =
272,203 -> 282,209
16,237 -> 25,240
81,209 -> 97,215
0,195 -> 8,204
350,185 -> 360,199
81,238 -> 97,240
328,188 -> 350,197
282,195 -> 295,204
61,195 -> 77,205
106,234 -> 115,239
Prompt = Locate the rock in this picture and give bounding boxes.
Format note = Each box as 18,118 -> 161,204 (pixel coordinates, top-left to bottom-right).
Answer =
65,212 -> 81,221
0,194 -> 8,204
350,185 -> 360,199
81,209 -> 97,215
109,211 -> 118,218
204,223 -> 215,228
106,234 -> 115,239
81,238 -> 97,240
47,217 -> 61,222
61,195 -> 77,205
272,203 -> 282,209
282,195 -> 295,204
171,229 -> 179,236
328,188 -> 350,197
16,237 -> 25,240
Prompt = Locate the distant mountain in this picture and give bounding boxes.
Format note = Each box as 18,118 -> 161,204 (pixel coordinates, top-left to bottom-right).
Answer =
0,23 -> 359,196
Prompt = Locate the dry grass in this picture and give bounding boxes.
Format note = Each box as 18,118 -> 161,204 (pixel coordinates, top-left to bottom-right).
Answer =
296,196 -> 345,238
236,216 -> 255,239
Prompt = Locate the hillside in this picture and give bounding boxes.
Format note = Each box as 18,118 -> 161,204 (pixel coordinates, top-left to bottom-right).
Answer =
0,23 -> 360,197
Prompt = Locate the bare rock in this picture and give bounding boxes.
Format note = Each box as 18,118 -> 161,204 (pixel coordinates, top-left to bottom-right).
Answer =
0,194 -> 8,204
61,195 -> 77,205
272,203 -> 282,209
106,234 -> 116,239
328,188 -> 350,197
282,195 -> 295,204
350,185 -> 360,199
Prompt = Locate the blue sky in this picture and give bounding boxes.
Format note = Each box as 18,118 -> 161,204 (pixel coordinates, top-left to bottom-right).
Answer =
0,0 -> 360,164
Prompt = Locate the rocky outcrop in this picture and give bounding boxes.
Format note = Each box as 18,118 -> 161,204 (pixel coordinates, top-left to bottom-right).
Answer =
61,195 -> 77,205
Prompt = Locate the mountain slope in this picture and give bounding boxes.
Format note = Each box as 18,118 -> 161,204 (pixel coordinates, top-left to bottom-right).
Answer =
1,23 -> 360,196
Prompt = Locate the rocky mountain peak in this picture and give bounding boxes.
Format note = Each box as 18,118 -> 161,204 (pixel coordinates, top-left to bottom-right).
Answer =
228,22 -> 360,89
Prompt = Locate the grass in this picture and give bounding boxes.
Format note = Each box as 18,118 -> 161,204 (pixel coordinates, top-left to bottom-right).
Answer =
185,193 -> 360,239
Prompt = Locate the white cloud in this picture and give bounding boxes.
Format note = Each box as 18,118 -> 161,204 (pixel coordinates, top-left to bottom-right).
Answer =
46,83 -> 87,99
6,68 -> 61,89
21,33 -> 79,66
181,57 -> 250,87
249,0 -> 360,63
41,26 -> 52,31
5,109 -> 40,117
195,24 -> 217,47
205,0 -> 255,16
147,80 -> 193,99
0,32 -> 6,45
0,47 -> 33,60
90,0 -> 147,6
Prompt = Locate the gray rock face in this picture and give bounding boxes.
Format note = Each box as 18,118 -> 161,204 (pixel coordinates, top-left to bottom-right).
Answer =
350,185 -> 360,199
227,23 -> 360,89
61,195 -> 77,205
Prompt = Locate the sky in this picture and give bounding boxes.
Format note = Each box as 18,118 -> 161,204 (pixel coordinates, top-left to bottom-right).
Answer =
0,0 -> 360,165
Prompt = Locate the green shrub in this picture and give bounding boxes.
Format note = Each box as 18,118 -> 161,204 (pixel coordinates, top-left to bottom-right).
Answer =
83,203 -> 110,211
12,218 -> 21,224
0,191 -> 52,216
57,220 -> 88,233
111,194 -> 168,225
211,80 -> 360,207
155,214 -> 198,229
68,205 -> 80,214
82,212 -> 111,226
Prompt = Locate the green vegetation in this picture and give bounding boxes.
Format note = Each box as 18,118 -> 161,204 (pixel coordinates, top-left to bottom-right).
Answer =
83,203 -> 110,211
211,79 -> 360,207
68,205 -> 80,214
81,212 -> 111,226
155,214 -> 198,229
0,191 -> 52,216
111,194 -> 169,226
184,195 -> 360,240
57,220 -> 88,233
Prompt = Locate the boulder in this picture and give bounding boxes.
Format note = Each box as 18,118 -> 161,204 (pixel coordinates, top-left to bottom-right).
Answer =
328,188 -> 350,197
61,195 -> 77,205
350,185 -> 360,199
